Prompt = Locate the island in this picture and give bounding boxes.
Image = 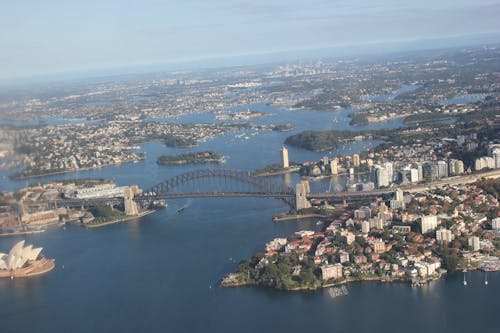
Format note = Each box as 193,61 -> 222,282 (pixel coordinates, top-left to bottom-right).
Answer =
157,151 -> 226,165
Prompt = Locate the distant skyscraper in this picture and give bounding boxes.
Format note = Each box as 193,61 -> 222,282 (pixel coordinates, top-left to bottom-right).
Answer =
322,156 -> 329,166
352,154 -> 360,167
330,159 -> 338,175
281,147 -> 289,168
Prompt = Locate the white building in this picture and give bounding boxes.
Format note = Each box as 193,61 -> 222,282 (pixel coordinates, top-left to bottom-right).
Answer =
281,147 -> 289,168
321,263 -> 343,280
492,148 -> 500,168
375,164 -> 392,188
74,184 -> 127,199
330,159 -> 338,175
468,236 -> 480,251
352,154 -> 360,167
0,241 -> 43,270
448,159 -> 465,175
436,228 -> 454,243
492,218 -> 500,231
475,157 -> 495,171
410,168 -> 420,182
361,220 -> 370,234
420,215 -> 438,234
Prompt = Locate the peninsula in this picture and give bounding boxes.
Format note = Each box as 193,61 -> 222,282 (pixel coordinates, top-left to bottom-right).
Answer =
222,179 -> 500,291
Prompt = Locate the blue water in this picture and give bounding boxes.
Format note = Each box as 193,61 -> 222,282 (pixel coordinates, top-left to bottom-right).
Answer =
441,93 -> 488,106
1,102 -> 499,333
361,84 -> 421,102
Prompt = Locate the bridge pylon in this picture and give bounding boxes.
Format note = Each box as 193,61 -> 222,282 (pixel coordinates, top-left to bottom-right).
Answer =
295,180 -> 312,211
124,185 -> 140,215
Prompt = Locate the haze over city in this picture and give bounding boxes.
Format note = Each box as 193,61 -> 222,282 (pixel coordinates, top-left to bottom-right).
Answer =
1,0 -> 500,79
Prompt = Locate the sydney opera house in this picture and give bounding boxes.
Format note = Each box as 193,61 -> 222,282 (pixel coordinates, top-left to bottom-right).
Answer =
0,240 -> 55,278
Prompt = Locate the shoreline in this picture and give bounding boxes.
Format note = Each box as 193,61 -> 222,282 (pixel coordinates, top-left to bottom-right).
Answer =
273,213 -> 328,222
221,272 -> 447,291
85,210 -> 156,228
253,166 -> 300,177
0,258 -> 55,279
10,157 -> 145,180
0,229 -> 46,237
157,159 -> 225,166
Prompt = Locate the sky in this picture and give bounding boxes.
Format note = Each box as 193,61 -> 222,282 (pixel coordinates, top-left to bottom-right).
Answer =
1,0 -> 499,79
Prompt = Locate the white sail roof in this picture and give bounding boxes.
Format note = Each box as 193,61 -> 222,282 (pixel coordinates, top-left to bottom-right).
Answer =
0,241 -> 45,270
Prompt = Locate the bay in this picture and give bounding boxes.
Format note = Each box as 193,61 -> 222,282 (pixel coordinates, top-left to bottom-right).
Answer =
1,103 -> 498,333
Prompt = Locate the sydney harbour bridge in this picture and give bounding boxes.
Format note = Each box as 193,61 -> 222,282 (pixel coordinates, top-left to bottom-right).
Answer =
51,167 -> 500,214
52,168 -> 397,212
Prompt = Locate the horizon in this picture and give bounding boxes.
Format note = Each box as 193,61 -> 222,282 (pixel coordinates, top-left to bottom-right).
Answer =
1,33 -> 499,88
1,0 -> 500,81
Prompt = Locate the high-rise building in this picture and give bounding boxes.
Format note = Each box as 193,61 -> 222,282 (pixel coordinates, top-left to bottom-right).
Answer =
322,156 -> 329,166
374,164 -> 391,188
410,168 -> 420,182
449,159 -> 465,175
330,159 -> 338,175
436,228 -> 454,244
281,147 -> 289,168
352,154 -> 360,167
420,215 -> 438,234
423,162 -> 439,181
361,220 -> 370,234
437,160 -> 448,178
492,148 -> 500,168
475,157 -> 495,171
384,162 -> 393,182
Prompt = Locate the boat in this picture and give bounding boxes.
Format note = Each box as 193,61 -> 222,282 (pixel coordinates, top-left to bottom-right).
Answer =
177,206 -> 186,213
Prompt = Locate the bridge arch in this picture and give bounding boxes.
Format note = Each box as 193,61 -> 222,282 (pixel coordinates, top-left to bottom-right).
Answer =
136,168 -> 296,208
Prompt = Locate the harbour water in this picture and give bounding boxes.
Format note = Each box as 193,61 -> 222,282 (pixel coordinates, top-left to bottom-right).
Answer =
1,103 -> 499,333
